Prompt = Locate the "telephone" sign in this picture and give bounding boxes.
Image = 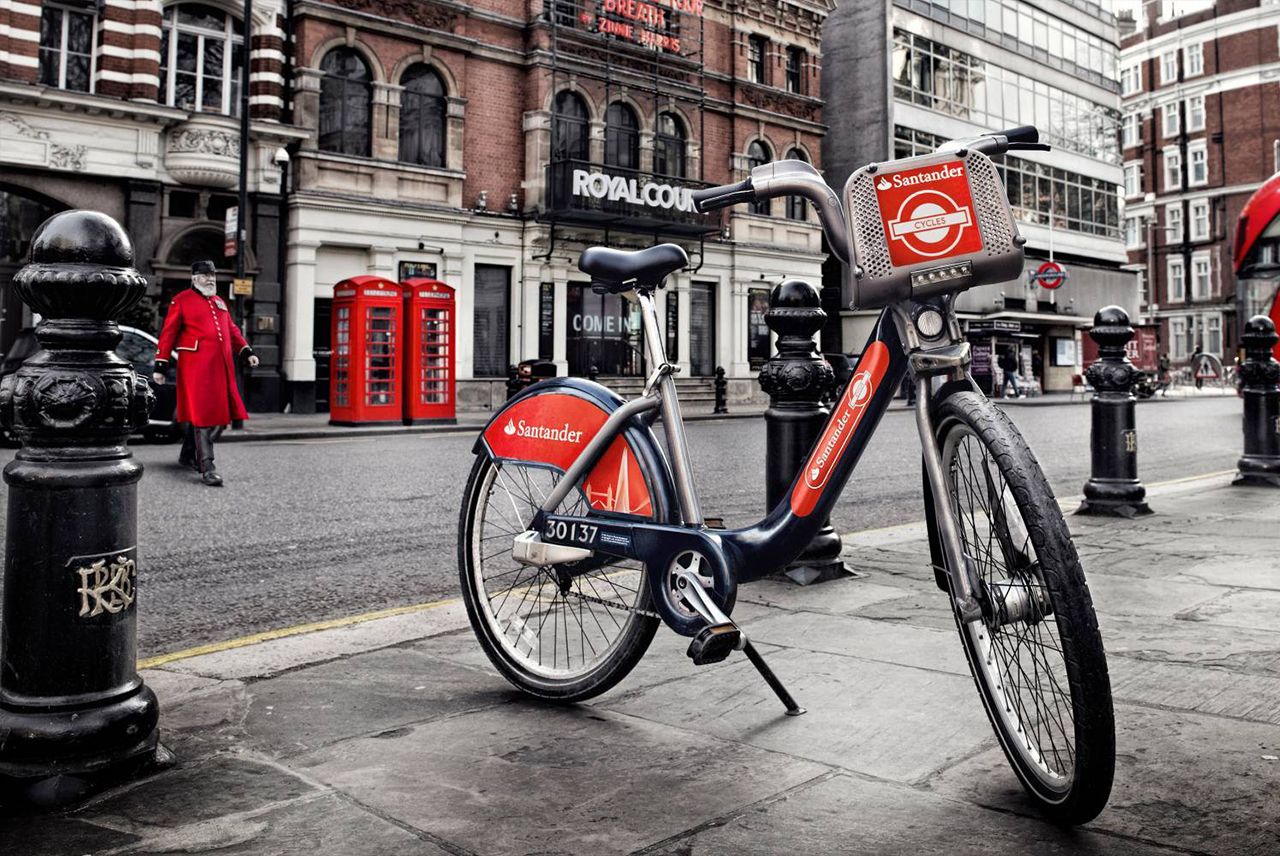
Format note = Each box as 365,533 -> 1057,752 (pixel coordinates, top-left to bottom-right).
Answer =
875,161 -> 984,267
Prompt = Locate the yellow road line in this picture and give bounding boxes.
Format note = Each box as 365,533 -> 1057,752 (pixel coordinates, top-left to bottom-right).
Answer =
138,597 -> 460,670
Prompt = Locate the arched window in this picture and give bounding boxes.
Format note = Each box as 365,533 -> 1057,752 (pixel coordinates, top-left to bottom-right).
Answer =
399,65 -> 446,167
604,102 -> 639,171
319,48 -> 372,156
159,4 -> 244,114
653,112 -> 686,178
552,91 -> 589,162
747,140 -> 772,216
785,147 -> 809,221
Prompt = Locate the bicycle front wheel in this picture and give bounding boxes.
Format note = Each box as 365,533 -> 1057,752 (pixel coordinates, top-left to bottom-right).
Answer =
457,454 -> 659,703
935,391 -> 1114,824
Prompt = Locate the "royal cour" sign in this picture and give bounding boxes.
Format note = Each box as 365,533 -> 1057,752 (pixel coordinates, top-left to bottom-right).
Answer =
571,168 -> 697,213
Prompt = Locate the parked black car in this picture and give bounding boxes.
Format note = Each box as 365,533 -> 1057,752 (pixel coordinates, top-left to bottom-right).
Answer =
1,326 -> 180,443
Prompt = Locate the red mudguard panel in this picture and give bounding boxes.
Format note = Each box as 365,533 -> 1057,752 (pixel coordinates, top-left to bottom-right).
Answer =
791,341 -> 891,517
482,393 -> 653,517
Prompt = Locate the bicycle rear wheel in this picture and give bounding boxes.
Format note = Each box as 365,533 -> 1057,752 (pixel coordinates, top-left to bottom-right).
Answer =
457,454 -> 659,703
935,391 -> 1114,824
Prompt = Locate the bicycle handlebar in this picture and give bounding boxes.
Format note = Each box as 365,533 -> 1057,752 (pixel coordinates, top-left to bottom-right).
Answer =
692,178 -> 756,213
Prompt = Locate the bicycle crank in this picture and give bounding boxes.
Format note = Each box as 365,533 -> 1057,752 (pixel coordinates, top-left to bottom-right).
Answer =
671,562 -> 806,717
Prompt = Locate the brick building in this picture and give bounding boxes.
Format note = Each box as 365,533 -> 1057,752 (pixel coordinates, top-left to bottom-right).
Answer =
282,0 -> 834,412
0,0 -> 300,410
1119,0 -> 1280,365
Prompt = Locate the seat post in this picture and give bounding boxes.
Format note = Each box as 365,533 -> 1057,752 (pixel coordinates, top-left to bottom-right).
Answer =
635,288 -> 703,526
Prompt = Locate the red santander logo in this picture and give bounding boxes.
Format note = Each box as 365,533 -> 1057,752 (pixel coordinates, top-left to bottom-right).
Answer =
875,162 -> 983,267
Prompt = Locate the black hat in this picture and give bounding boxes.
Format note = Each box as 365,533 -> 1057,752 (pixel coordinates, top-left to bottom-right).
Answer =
191,260 -> 216,275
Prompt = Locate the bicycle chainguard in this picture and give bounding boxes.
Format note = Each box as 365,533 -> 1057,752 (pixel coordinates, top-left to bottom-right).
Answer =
674,569 -> 806,716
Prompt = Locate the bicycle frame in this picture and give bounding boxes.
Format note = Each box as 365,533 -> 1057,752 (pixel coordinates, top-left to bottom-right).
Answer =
530,288 -> 986,632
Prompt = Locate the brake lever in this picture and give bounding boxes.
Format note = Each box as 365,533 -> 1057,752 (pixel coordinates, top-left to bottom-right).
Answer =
1006,142 -> 1052,152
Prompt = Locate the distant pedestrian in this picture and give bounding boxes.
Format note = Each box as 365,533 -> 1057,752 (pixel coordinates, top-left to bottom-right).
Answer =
998,348 -> 1023,398
1191,342 -> 1204,390
153,261 -> 257,486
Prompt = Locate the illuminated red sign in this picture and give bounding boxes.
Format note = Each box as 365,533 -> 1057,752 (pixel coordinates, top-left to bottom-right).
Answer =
590,0 -> 704,54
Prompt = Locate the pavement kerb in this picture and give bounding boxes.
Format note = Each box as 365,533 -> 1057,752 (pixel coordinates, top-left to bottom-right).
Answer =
138,468 -> 1239,681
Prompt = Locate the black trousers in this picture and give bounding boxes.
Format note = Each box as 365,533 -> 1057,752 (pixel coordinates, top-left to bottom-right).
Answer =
180,424 -> 217,471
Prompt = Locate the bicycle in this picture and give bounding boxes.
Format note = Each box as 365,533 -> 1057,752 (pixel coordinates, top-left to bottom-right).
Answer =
458,126 -> 1115,824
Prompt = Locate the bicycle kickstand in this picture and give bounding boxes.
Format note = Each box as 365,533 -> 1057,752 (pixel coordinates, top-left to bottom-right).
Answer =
674,569 -> 806,717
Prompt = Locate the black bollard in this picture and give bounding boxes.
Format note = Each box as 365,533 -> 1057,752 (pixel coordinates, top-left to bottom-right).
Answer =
505,363 -> 521,400
1078,305 -> 1152,518
713,366 -> 729,414
1233,315 -> 1280,487
0,211 -> 166,808
757,280 -> 849,584
588,363 -> 598,383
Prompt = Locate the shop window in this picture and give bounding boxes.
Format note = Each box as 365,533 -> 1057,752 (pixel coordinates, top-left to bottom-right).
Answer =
39,5 -> 95,93
552,90 -> 589,162
747,288 -> 770,369
1206,314 -> 1221,354
785,147 -> 808,221
159,4 -> 244,115
473,264 -> 510,377
1170,316 -> 1188,359
399,65 -> 447,168
653,112 -> 686,178
665,295 -> 678,362
688,282 -> 716,376
538,282 -> 554,361
319,48 -> 372,157
785,47 -> 804,94
746,140 -> 771,216
604,102 -> 639,171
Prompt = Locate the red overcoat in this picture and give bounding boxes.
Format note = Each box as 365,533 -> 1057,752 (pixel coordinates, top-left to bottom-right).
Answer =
156,289 -> 250,427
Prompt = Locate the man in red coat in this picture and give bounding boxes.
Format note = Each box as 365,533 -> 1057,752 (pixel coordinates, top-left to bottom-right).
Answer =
153,260 -> 257,486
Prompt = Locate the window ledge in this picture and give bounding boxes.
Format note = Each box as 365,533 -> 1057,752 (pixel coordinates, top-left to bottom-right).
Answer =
304,149 -> 464,178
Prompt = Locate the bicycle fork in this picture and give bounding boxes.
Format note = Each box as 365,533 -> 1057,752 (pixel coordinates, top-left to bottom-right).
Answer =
909,345 -> 984,624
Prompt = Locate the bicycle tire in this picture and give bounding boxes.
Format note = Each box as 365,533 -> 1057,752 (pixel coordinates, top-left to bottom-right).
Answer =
935,391 -> 1114,824
458,453 -> 660,703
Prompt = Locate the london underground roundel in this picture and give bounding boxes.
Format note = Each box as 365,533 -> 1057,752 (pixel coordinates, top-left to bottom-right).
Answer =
875,162 -> 984,267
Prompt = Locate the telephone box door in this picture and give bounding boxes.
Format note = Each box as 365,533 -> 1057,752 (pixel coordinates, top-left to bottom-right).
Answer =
403,278 -> 456,424
329,275 -> 403,425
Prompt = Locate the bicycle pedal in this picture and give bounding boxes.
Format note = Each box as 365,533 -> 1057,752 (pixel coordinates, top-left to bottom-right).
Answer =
687,623 -> 741,665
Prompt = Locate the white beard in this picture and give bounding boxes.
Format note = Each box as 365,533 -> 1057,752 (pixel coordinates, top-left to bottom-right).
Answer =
194,282 -> 216,297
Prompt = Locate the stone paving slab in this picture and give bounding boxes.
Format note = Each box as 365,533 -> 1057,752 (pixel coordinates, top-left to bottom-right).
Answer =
927,703 -> 1280,856
603,647 -> 995,784
644,772 -> 1184,856
294,704 -> 830,856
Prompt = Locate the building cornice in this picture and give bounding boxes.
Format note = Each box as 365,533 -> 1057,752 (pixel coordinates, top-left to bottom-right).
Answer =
1120,4 -> 1280,61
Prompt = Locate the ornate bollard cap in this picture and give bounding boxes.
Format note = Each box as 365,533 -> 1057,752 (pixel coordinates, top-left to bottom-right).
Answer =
1242,314 -> 1279,357
13,210 -> 147,321
1089,304 -> 1134,350
767,279 -> 825,339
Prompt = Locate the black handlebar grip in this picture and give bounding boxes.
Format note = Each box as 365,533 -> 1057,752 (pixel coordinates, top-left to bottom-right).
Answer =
692,178 -> 755,213
999,125 -> 1039,145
